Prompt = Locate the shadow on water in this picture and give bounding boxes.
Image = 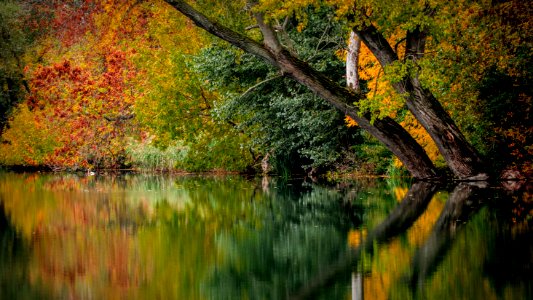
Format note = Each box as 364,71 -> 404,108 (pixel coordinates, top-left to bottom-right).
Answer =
407,181 -> 532,299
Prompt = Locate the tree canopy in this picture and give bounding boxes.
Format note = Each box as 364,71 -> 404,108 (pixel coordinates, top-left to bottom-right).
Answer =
163,0 -> 531,179
0,0 -> 530,179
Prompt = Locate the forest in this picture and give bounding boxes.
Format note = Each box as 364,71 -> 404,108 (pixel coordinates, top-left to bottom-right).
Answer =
0,0 -> 531,180
0,1 -> 532,298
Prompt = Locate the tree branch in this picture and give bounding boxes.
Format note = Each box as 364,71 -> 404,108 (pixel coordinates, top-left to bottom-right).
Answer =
199,87 -> 211,109
394,37 -> 407,55
250,4 -> 283,54
164,0 -> 278,66
355,23 -> 399,66
244,24 -> 259,31
405,28 -> 427,61
346,31 -> 361,92
103,113 -> 135,122
239,74 -> 282,100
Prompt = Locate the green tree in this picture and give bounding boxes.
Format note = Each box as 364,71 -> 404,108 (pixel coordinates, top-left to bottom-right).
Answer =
131,1 -> 253,172
193,6 -> 363,174
163,0 -> 531,179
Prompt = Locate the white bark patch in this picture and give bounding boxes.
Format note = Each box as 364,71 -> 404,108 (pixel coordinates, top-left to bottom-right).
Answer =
346,31 -> 361,92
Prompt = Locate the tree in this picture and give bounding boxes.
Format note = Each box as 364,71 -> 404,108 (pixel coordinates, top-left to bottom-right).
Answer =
128,0 -> 254,172
163,0 -> 530,180
0,0 -> 145,170
350,2 -> 486,179
193,8 -> 362,175
0,0 -> 35,133
164,0 -> 440,179
0,0 -> 254,172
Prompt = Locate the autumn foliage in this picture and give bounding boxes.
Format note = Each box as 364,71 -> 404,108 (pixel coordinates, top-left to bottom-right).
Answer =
0,1 -> 145,170
29,51 -> 138,169
0,0 -> 531,175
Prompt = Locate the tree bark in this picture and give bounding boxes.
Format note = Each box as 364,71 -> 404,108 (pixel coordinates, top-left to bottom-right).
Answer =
346,31 -> 361,92
164,0 -> 439,179
356,24 -> 488,180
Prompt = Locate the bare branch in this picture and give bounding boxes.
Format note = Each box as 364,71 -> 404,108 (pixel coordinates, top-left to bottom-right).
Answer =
244,24 -> 259,31
239,75 -> 282,100
199,87 -> 211,109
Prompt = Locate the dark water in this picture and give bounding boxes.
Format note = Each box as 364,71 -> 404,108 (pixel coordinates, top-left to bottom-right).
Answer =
0,171 -> 531,299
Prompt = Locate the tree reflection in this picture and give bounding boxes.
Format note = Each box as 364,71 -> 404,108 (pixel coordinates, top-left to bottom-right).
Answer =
409,182 -> 485,292
0,171 -> 530,299
290,181 -> 438,299
0,201 -> 52,299
0,172 -> 261,299
205,179 -> 364,299
292,180 -> 531,300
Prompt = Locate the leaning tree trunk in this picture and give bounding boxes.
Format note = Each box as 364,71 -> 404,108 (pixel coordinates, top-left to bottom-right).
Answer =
356,24 -> 488,180
164,0 -> 439,179
407,78 -> 487,179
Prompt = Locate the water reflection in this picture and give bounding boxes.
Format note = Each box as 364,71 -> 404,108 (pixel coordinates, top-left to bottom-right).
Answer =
0,171 -> 530,299
291,180 -> 532,300
290,181 -> 439,299
409,182 -> 485,292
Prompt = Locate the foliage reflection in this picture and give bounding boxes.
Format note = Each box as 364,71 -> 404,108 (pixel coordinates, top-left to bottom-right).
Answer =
0,172 -> 530,299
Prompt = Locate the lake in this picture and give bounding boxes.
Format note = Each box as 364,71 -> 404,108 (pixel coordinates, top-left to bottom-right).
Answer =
0,171 -> 531,299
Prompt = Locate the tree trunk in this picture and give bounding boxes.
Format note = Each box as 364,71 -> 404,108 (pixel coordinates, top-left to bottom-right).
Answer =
163,0 -> 439,179
356,24 -> 488,179
407,78 -> 487,179
346,31 -> 361,92
275,50 -> 438,179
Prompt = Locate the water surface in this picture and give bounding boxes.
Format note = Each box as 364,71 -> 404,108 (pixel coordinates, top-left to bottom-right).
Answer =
0,172 -> 531,299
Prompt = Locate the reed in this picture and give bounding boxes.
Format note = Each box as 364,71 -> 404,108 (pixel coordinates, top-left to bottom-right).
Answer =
126,140 -> 188,172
